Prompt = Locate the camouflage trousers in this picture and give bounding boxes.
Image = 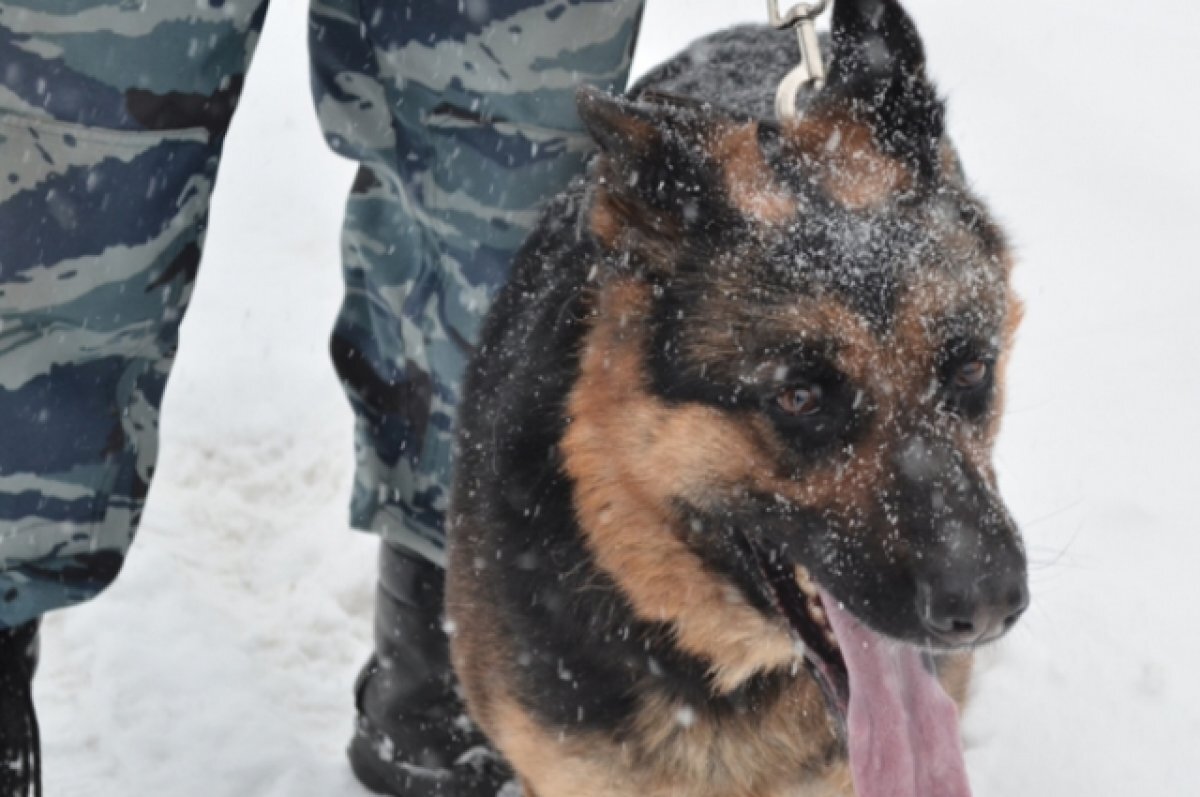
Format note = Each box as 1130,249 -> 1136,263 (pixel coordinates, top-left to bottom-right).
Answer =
0,0 -> 644,630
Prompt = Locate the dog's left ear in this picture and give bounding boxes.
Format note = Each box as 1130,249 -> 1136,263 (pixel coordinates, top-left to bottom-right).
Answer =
823,0 -> 945,179
577,87 -> 728,271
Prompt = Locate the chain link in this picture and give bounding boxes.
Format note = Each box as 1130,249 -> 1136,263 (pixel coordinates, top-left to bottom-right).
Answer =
767,0 -> 830,121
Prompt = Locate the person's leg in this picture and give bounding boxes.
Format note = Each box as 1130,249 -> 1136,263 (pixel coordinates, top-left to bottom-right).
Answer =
308,1 -> 645,793
0,2 -> 269,792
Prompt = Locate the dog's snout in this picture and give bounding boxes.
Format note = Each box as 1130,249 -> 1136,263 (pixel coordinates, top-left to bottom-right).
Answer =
889,432 -> 1030,646
917,574 -> 1029,647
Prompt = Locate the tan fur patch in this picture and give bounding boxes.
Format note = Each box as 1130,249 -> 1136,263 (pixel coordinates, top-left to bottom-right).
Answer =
625,680 -> 843,796
489,695 -> 627,797
588,189 -> 624,250
489,681 -> 851,797
446,521 -> 513,734
712,122 -> 798,224
937,651 -> 976,710
788,110 -> 913,209
889,246 -> 1017,475
986,278 -> 1025,445
939,140 -> 965,182
561,284 -> 800,693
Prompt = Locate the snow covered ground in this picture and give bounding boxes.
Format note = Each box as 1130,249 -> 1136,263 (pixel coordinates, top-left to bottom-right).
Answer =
35,1 -> 1200,795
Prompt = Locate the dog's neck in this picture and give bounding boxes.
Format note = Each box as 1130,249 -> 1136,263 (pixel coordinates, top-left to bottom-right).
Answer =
560,279 -> 801,694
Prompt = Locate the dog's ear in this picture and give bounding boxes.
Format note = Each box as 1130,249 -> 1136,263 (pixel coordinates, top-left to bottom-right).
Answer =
830,0 -> 927,81
578,85 -> 665,161
822,0 -> 945,180
577,87 -> 729,273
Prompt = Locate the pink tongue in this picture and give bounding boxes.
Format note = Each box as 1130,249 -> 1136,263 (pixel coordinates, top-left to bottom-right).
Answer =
820,590 -> 973,797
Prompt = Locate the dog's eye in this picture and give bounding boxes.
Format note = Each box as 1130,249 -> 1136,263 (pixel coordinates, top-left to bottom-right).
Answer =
777,385 -> 823,416
953,361 -> 990,390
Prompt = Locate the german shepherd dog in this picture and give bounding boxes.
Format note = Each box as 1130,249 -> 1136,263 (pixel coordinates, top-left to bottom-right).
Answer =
447,1 -> 1028,795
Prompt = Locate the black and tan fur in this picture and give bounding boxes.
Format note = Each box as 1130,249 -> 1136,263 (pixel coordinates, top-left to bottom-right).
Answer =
447,1 -> 1026,795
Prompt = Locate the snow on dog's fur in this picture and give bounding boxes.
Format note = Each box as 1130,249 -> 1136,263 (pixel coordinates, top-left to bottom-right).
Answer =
447,2 -> 1027,795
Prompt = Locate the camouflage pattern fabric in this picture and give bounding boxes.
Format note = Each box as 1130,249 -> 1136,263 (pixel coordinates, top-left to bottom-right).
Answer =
0,0 -> 643,630
0,0 -> 270,631
309,0 -> 644,566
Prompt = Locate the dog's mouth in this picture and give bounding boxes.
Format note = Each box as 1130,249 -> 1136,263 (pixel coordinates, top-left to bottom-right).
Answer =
751,546 -> 974,797
755,549 -> 850,722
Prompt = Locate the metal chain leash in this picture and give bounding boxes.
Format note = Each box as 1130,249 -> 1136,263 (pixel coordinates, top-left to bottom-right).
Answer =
767,0 -> 830,122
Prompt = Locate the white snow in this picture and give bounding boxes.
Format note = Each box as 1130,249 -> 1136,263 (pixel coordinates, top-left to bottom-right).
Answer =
35,1 -> 1200,795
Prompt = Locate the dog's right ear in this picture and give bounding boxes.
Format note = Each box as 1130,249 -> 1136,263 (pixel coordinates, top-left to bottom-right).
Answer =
819,0 -> 944,180
829,0 -> 928,84
577,87 -> 726,271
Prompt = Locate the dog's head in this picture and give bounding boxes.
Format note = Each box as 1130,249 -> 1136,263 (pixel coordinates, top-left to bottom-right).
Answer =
572,0 -> 1026,680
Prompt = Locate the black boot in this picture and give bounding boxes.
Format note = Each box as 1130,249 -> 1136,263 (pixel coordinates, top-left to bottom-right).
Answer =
348,543 -> 511,796
0,621 -> 41,797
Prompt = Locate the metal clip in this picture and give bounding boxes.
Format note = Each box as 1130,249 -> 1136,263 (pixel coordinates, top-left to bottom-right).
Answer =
767,0 -> 829,122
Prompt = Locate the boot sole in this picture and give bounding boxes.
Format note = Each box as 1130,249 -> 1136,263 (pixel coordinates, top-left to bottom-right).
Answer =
348,717 -> 514,797
348,723 -> 435,797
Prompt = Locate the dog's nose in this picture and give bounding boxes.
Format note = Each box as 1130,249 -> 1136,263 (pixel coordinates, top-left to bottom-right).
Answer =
917,576 -> 1029,647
